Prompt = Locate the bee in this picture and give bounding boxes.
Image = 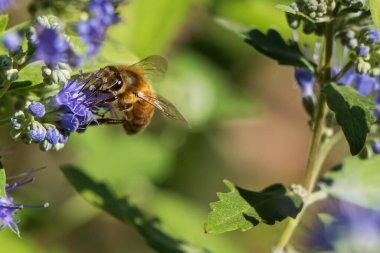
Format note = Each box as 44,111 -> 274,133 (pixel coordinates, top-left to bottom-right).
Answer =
86,55 -> 189,134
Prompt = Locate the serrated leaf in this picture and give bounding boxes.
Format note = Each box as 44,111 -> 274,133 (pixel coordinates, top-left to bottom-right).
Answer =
370,0 -> 380,32
61,165 -> 211,253
0,160 -> 6,198
322,83 -> 376,155
321,156 -> 380,211
275,4 -> 315,23
205,180 -> 303,234
244,29 -> 315,71
0,15 -> 8,33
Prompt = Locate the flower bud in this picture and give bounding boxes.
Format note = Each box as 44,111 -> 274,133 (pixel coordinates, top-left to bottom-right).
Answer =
28,102 -> 46,118
28,122 -> 46,142
5,69 -> 18,82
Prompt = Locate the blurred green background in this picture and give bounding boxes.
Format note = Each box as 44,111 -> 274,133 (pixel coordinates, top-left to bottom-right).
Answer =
0,0 -> 329,252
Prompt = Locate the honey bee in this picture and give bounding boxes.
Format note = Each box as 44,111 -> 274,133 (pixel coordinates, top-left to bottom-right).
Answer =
86,55 -> 190,134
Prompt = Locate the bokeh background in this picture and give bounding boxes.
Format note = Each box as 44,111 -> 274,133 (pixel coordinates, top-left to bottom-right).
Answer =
0,0 -> 346,252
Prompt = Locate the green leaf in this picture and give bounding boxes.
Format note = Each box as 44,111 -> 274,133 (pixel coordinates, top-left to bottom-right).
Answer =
322,83 -> 376,155
205,180 -> 303,234
244,29 -> 315,71
321,156 -> 380,211
275,4 -> 315,23
0,160 -> 6,198
61,165 -> 211,253
370,0 -> 380,32
0,15 -> 8,33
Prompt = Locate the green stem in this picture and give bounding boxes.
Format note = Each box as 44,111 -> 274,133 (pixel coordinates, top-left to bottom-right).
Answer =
0,80 -> 11,99
331,61 -> 354,83
307,131 -> 343,192
274,21 -> 335,252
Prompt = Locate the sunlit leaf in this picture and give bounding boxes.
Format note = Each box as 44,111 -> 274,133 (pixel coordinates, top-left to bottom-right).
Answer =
370,0 -> 380,32
0,15 -> 8,33
323,83 -> 376,155
205,180 -> 303,234
61,165 -> 211,253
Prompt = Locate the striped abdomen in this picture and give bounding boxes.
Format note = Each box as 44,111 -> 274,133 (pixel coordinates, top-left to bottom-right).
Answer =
123,99 -> 154,134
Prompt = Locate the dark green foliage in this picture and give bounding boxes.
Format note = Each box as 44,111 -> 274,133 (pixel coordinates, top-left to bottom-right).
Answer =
205,180 -> 303,234
61,165 -> 211,253
323,83 -> 376,155
244,29 -> 315,71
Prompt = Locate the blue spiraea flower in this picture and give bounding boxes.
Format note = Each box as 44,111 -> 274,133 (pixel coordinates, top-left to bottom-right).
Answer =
30,17 -> 82,71
3,32 -> 21,52
77,0 -> 122,56
0,170 -> 49,236
10,72 -> 111,151
32,25 -> 68,67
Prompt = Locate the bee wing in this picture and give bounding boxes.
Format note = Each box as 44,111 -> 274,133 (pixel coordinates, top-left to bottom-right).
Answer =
136,92 -> 190,128
130,55 -> 168,82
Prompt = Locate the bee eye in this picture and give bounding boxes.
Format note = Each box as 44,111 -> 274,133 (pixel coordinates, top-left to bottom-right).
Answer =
110,79 -> 123,91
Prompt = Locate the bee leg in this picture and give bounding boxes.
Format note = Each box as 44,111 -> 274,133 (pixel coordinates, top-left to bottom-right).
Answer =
96,118 -> 126,125
77,118 -> 126,133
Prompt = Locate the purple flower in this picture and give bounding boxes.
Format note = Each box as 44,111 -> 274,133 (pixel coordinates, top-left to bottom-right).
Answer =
3,32 -> 21,52
0,0 -> 12,13
372,140 -> 380,154
358,45 -> 369,57
295,68 -> 315,97
77,0 -> 121,56
48,73 -> 110,132
88,0 -> 120,26
1,172 -> 49,236
77,20 -> 104,56
354,74 -> 379,96
45,126 -> 60,144
59,113 -> 79,132
33,25 -> 68,66
368,29 -> 379,43
28,122 -> 46,142
28,101 -> 46,118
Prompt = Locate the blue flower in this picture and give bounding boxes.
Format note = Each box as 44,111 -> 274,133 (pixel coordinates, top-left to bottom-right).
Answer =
59,113 -> 79,132
33,25 -> 68,66
28,122 -> 46,142
372,140 -> 380,154
45,126 -> 60,144
367,29 -> 379,43
28,101 -> 46,118
0,0 -> 12,13
357,45 -> 369,57
295,68 -> 315,97
0,172 -> 49,236
77,0 -> 121,56
3,32 -> 21,52
48,73 -> 109,132
354,74 -> 379,96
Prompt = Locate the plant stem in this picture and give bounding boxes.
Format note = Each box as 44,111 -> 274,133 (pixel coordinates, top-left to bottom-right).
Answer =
0,80 -> 11,99
274,21 -> 335,252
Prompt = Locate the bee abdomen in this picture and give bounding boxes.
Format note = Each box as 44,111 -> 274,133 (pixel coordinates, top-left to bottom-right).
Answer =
123,104 -> 154,134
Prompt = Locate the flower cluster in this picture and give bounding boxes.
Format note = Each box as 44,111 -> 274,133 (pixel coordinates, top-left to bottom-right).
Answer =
287,1 -> 380,76
10,73 -> 110,151
77,0 -> 122,56
0,170 -> 49,236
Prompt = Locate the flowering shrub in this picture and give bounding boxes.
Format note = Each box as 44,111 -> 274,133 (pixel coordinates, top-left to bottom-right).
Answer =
2,0 -> 380,252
